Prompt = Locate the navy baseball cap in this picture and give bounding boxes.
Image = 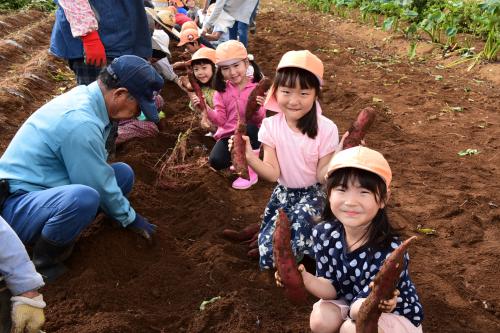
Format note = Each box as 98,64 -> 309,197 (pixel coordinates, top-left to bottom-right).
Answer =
107,55 -> 164,122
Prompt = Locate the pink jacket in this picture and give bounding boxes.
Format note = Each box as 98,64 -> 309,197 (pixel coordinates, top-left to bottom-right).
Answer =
206,78 -> 266,141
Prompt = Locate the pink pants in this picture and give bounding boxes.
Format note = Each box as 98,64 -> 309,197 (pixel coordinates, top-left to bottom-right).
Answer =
316,299 -> 423,333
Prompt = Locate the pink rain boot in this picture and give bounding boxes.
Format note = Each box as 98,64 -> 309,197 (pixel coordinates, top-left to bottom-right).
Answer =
232,149 -> 259,190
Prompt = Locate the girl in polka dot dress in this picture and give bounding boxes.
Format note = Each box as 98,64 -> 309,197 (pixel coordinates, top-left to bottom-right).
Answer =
235,50 -> 339,269
278,146 -> 424,333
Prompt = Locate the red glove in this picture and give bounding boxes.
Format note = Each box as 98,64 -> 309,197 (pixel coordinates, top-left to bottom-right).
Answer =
81,30 -> 106,67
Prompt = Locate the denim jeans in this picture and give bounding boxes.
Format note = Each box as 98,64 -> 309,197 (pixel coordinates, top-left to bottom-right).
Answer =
228,21 -> 249,48
1,163 -> 134,246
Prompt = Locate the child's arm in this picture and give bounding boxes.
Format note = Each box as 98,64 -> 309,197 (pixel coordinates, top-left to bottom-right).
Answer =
316,152 -> 334,184
316,131 -> 349,183
299,265 -> 338,300
204,31 -> 222,41
275,264 -> 337,300
199,92 -> 228,127
245,141 -> 280,182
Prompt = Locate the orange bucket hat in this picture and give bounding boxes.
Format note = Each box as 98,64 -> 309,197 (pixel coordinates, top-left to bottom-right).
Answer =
325,146 -> 392,189
181,21 -> 198,32
170,0 -> 185,7
178,28 -> 199,46
215,40 -> 248,66
190,48 -> 216,64
264,50 -> 324,112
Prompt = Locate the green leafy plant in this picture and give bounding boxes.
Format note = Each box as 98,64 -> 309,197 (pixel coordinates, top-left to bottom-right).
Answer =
0,0 -> 55,11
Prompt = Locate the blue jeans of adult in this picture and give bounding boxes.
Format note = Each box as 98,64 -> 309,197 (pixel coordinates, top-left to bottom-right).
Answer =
1,162 -> 134,246
250,0 -> 260,26
228,21 -> 249,48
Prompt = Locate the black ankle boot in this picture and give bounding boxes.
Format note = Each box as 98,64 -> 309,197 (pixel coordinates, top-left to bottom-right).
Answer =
32,237 -> 74,282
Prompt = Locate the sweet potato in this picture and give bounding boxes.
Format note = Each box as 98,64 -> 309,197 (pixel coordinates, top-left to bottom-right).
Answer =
356,236 -> 417,333
172,61 -> 188,71
230,121 -> 249,180
245,77 -> 272,123
343,107 -> 376,149
273,209 -> 308,305
222,223 -> 260,242
187,70 -> 207,113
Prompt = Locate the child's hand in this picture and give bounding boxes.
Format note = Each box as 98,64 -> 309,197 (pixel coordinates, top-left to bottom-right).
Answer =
228,135 -> 252,157
255,95 -> 265,106
275,264 -> 305,288
274,270 -> 283,287
336,131 -> 367,152
190,93 -> 200,107
336,131 -> 349,152
371,281 -> 400,313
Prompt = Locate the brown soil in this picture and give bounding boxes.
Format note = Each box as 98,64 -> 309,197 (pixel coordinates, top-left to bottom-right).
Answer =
0,2 -> 499,332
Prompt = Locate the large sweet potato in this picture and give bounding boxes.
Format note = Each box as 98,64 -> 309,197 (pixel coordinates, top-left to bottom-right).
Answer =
356,236 -> 417,333
187,71 -> 207,113
231,121 -> 249,180
245,77 -> 272,123
343,107 -> 376,149
273,209 -> 308,304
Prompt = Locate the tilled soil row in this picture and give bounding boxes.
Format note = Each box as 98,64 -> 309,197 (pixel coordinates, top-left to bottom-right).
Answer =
0,13 -> 55,77
0,49 -> 68,142
0,10 -> 47,38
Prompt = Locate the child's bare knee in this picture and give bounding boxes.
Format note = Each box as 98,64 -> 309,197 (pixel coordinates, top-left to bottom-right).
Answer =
339,319 -> 356,333
309,302 -> 343,333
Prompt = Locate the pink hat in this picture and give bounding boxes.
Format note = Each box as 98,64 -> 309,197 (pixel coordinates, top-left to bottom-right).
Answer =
215,40 -> 248,66
264,50 -> 324,112
325,146 -> 392,189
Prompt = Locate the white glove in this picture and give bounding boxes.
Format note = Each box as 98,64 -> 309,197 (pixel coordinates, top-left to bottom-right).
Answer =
11,294 -> 46,333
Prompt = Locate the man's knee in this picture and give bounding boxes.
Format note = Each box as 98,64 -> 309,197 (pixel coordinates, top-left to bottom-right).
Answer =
111,162 -> 134,195
65,186 -> 100,216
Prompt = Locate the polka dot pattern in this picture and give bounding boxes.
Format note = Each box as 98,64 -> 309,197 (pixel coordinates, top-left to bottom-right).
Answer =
312,220 -> 424,327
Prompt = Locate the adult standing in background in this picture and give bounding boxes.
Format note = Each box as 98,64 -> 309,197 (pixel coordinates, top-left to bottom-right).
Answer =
201,0 -> 259,48
49,0 -> 153,153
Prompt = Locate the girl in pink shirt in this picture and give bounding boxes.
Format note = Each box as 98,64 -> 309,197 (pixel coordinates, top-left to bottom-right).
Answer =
193,40 -> 265,189
234,50 -> 339,268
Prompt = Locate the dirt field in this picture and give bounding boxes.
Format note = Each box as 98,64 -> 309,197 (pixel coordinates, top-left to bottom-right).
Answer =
0,0 -> 499,332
